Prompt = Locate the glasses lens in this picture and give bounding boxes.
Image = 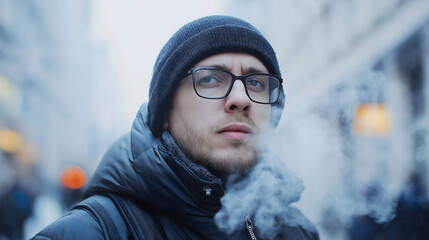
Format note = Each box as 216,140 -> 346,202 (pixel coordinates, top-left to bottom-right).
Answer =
244,75 -> 280,104
193,69 -> 232,98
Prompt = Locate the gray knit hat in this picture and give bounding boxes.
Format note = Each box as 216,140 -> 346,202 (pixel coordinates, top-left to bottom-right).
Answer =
148,15 -> 285,136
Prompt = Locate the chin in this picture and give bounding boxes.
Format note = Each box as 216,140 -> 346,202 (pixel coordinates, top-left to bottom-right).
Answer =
208,149 -> 259,173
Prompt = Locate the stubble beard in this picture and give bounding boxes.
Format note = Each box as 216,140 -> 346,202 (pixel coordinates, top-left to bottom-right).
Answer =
172,118 -> 261,176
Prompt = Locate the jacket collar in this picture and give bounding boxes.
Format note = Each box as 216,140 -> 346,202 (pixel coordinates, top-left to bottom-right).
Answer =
85,103 -> 226,237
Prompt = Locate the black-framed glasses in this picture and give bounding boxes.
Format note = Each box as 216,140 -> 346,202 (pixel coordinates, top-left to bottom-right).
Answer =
187,67 -> 283,104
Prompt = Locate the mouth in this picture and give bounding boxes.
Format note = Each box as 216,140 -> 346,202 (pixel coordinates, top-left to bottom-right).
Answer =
218,124 -> 252,140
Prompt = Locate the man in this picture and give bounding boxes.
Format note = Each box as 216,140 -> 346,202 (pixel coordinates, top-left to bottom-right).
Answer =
32,15 -> 319,240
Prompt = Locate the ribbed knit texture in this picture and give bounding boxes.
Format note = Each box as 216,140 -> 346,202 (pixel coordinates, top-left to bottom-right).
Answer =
148,15 -> 285,136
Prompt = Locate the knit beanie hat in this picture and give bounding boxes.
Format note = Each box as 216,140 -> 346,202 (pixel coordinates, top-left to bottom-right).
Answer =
148,15 -> 285,136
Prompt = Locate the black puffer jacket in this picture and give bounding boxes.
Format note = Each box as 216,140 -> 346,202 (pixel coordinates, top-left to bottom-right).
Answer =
32,104 -> 319,240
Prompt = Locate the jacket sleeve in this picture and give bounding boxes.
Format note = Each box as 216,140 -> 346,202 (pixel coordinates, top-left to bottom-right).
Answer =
30,208 -> 105,240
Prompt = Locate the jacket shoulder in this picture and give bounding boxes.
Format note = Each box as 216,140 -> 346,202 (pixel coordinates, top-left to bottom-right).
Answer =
30,207 -> 105,240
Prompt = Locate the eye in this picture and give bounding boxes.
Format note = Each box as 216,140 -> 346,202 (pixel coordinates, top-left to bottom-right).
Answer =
199,76 -> 218,85
245,76 -> 266,91
196,73 -> 225,88
248,79 -> 262,87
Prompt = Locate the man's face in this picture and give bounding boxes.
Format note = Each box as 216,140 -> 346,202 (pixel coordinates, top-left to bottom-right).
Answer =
165,53 -> 271,174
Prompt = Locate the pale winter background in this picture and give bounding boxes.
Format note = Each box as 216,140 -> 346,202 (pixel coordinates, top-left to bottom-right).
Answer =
0,0 -> 428,239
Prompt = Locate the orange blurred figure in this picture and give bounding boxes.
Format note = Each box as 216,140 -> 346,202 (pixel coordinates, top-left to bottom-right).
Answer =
60,166 -> 87,189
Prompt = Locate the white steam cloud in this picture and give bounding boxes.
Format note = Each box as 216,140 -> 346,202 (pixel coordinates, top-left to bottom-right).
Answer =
215,151 -> 316,239
215,69 -> 408,239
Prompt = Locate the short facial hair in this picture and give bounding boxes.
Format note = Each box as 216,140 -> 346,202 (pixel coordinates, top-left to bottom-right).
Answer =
172,114 -> 262,175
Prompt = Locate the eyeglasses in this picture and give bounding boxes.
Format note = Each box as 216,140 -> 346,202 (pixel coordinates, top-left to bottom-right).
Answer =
187,67 -> 283,104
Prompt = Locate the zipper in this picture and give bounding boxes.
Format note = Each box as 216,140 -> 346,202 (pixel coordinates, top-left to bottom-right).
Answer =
245,215 -> 257,240
203,187 -> 212,196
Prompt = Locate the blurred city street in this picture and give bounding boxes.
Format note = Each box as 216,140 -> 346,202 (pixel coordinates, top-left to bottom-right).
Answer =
1,0 -> 428,239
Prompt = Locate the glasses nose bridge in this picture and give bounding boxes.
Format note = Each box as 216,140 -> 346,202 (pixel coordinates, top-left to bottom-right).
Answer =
230,74 -> 247,87
227,74 -> 250,101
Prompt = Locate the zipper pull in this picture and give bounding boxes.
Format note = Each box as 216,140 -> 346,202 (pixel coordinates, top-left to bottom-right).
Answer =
203,187 -> 212,196
244,215 -> 257,240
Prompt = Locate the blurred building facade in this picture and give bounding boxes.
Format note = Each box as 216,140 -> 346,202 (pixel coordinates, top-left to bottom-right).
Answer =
0,0 -> 125,216
226,0 -> 429,239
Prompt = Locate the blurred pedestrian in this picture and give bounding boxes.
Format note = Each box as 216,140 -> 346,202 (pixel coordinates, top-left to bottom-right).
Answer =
0,184 -> 34,240
31,15 -> 319,240
347,183 -> 385,240
382,173 -> 429,240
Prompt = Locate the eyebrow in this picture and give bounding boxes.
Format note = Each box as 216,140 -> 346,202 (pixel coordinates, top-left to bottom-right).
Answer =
201,64 -> 269,75
245,66 -> 268,74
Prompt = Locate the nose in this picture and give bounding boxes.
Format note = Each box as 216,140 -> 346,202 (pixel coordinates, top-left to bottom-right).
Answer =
224,80 -> 251,114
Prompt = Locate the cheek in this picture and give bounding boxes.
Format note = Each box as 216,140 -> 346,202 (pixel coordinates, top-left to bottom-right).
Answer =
170,91 -> 216,132
253,105 -> 271,127
185,100 -> 221,130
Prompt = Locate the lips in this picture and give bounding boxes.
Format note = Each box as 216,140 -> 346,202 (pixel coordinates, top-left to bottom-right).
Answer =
218,124 -> 252,140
